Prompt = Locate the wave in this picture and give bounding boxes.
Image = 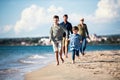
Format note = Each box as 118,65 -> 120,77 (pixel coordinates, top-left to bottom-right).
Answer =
19,60 -> 37,64
0,68 -> 19,74
28,55 -> 46,59
18,54 -> 48,64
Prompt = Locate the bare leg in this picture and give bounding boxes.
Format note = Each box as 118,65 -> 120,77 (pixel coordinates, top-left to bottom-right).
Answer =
62,46 -> 65,55
55,51 -> 59,65
65,40 -> 69,58
59,49 -> 64,63
62,38 -> 65,56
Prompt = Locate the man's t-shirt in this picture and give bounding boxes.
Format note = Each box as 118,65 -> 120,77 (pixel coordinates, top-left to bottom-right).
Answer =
60,21 -> 72,38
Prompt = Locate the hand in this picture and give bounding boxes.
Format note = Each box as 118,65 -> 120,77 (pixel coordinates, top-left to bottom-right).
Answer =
80,41 -> 82,43
66,38 -> 69,41
87,35 -> 90,39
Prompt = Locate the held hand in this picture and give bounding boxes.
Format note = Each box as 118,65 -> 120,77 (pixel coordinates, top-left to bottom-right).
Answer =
87,35 -> 90,39
80,40 -> 82,43
68,39 -> 70,41
66,38 -> 69,41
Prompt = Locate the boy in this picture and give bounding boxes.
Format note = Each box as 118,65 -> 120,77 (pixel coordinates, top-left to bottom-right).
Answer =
50,15 -> 66,65
69,26 -> 82,64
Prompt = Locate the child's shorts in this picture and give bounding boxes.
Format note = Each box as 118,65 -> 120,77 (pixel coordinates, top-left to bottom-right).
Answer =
52,41 -> 62,52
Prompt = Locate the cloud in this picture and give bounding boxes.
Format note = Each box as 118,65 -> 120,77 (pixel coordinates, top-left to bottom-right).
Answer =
14,4 -> 63,34
93,0 -> 120,23
3,25 -> 12,33
69,0 -> 120,24
14,4 -> 47,33
0,25 -> 13,34
14,1 -> 120,35
68,13 -> 86,25
47,5 -> 63,13
2,0 -> 118,37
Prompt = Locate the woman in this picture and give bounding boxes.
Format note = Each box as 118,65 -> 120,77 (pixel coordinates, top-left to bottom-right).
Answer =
77,18 -> 90,55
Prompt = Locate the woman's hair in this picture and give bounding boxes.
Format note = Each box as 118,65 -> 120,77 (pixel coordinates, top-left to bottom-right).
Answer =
80,18 -> 84,21
72,26 -> 79,31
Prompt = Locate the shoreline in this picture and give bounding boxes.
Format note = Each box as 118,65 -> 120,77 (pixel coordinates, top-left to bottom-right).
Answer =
25,50 -> 120,80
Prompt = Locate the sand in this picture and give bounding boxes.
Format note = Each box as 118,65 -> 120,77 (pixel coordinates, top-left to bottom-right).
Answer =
25,50 -> 120,80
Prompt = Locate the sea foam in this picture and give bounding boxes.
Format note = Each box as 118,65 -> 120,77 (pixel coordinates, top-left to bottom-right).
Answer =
28,55 -> 46,59
19,60 -> 37,64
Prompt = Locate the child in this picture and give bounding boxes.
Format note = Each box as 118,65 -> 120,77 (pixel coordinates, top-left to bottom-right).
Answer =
50,15 -> 66,65
70,26 -> 82,64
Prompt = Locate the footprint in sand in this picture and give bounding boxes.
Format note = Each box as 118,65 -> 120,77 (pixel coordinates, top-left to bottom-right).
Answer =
93,70 -> 103,74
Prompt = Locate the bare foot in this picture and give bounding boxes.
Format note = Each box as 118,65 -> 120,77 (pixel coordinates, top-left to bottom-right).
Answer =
56,62 -> 59,66
72,61 -> 75,64
82,53 -> 85,56
61,59 -> 64,63
77,56 -> 80,59
65,54 -> 68,58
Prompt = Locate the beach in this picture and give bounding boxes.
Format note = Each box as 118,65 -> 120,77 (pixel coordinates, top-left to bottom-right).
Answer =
25,50 -> 120,80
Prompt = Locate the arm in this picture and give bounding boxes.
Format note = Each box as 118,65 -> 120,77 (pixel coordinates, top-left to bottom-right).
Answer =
49,27 -> 53,42
61,26 -> 68,39
84,24 -> 90,38
79,35 -> 82,43
66,23 -> 72,40
70,23 -> 73,34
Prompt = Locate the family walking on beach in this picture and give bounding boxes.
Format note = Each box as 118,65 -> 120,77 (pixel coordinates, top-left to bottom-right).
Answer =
50,14 -> 89,65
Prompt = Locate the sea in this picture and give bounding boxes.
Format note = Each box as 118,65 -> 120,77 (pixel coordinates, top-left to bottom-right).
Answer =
0,44 -> 120,80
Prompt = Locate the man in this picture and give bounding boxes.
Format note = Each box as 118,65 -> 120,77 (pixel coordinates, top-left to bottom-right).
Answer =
60,14 -> 73,58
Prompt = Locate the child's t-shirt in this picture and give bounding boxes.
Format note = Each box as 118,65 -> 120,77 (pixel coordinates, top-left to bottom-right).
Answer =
70,34 -> 82,50
50,24 -> 65,42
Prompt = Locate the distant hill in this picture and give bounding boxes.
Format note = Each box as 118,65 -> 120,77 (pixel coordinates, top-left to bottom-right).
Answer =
88,34 -> 120,44
0,36 -> 49,46
0,34 -> 120,46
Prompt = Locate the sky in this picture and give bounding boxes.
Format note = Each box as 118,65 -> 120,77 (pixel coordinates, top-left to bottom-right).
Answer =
0,0 -> 120,38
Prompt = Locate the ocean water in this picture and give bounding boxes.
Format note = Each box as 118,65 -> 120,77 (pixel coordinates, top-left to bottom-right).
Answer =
0,44 -> 120,80
0,46 -> 54,80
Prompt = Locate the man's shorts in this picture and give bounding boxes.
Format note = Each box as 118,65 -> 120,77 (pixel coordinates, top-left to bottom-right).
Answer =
52,41 -> 62,52
62,37 -> 69,46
